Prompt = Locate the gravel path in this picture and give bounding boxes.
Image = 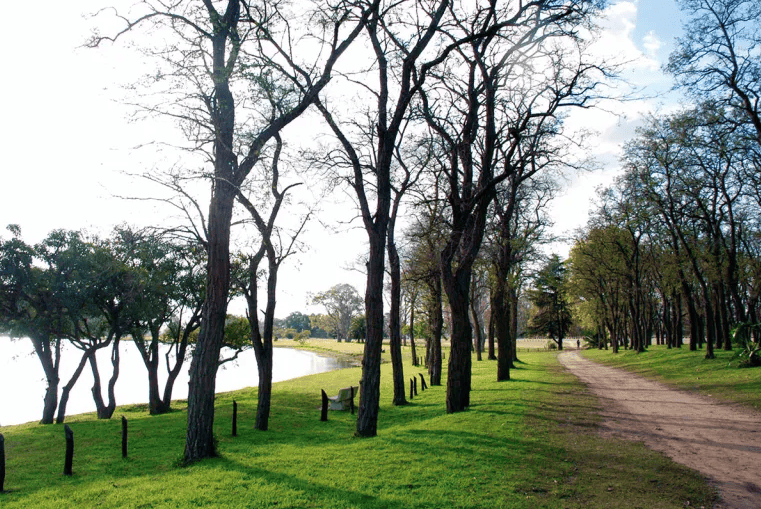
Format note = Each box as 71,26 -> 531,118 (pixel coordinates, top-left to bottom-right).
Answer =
558,350 -> 761,509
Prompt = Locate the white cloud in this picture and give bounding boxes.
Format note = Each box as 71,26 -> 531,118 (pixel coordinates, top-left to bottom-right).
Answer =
591,1 -> 659,72
643,30 -> 662,59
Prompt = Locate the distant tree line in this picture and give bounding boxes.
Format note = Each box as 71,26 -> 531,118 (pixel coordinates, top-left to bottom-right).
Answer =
567,0 -> 761,365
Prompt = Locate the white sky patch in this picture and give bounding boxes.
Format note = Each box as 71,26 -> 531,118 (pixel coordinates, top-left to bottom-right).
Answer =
642,30 -> 662,59
547,0 -> 683,248
591,1 -> 660,72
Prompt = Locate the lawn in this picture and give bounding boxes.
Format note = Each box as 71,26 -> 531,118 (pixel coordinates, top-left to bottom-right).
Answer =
0,348 -> 717,508
582,345 -> 761,412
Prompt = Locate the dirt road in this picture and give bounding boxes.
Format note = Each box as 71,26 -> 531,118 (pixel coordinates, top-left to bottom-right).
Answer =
558,350 -> 761,509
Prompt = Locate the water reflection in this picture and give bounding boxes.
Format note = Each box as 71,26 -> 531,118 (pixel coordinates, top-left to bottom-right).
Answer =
0,337 -> 353,427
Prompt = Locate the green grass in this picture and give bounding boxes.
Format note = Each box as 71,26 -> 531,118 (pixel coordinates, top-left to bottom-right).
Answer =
0,349 -> 717,508
582,345 -> 761,412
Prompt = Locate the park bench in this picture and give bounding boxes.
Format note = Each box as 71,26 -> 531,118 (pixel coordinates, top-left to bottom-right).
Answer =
328,386 -> 358,411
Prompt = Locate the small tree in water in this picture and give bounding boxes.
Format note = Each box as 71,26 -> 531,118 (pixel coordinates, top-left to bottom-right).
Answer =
528,254 -> 573,351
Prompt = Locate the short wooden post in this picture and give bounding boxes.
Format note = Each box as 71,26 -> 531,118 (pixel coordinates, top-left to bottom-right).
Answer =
232,400 -> 238,437
1,433 -> 5,493
320,390 -> 329,421
349,387 -> 355,415
413,376 -> 418,396
419,373 -> 427,391
121,416 -> 128,458
63,425 -> 74,476
409,378 -> 414,400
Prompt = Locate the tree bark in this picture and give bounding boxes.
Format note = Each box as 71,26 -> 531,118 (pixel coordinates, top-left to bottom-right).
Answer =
388,235 -> 407,405
30,335 -> 61,424
57,348 -> 97,424
444,269 -> 473,413
184,191 -> 234,460
90,336 -> 121,420
494,282 -> 511,381
409,302 -> 418,366
471,297 -> 483,361
487,295 -> 496,360
427,276 -> 443,386
357,229 -> 387,437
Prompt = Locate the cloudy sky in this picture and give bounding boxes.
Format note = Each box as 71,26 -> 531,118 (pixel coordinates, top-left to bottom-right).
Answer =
0,0 -> 689,317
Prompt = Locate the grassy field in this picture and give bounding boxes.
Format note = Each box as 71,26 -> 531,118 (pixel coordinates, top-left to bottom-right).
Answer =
0,347 -> 717,508
582,345 -> 761,412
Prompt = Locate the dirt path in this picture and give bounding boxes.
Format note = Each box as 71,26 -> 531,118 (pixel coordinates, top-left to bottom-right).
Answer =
558,350 -> 761,509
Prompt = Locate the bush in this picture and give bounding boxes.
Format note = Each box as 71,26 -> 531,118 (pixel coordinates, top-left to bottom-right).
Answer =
294,330 -> 310,344
732,323 -> 761,367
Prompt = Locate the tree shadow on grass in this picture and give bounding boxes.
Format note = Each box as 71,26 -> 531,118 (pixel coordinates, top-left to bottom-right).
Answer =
211,456 -> 410,509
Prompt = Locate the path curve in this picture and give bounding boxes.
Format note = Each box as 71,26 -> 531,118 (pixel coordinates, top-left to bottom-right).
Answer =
558,350 -> 761,509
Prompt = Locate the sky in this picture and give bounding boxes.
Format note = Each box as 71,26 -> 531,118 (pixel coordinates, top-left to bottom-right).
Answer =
0,0 -> 689,318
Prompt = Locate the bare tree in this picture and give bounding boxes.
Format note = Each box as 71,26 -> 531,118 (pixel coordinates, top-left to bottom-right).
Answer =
90,0 -> 374,461
667,0 -> 761,145
234,134 -> 311,431
312,0 -> 454,436
418,0 -> 605,412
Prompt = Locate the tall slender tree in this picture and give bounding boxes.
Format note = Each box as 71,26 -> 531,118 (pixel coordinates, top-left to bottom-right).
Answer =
90,0 -> 374,461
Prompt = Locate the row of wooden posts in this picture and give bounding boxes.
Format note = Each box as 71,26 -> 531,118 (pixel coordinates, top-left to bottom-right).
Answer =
0,372 -> 433,488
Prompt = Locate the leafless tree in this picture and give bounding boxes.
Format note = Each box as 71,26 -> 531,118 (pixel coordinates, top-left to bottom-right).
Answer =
89,0 -> 375,462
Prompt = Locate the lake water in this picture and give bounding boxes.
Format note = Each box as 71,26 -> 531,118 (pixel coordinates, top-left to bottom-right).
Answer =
0,337 -> 353,427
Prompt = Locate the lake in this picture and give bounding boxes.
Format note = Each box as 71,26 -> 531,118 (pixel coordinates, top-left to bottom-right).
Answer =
0,336 -> 353,427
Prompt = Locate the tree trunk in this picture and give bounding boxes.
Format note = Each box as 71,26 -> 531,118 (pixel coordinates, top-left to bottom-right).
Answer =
30,336 -> 60,425
428,276 -> 443,386
716,284 -> 732,351
494,279 -> 511,381
253,253 -> 278,432
444,269 -> 472,413
356,230 -> 386,437
57,349 -> 95,424
134,329 -> 163,415
90,336 -> 121,420
184,186 -> 235,462
254,345 -> 273,431
682,280 -> 699,351
160,319 -> 196,414
184,1 -> 241,462
147,341 -> 162,415
410,303 -> 418,366
387,238 -> 407,405
487,298 -> 496,360
471,297 -> 483,362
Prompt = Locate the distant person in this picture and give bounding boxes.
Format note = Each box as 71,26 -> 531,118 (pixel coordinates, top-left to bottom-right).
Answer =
576,339 -> 580,350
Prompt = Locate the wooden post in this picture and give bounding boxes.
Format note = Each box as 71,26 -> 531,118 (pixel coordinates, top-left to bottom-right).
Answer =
63,425 -> 74,476
0,433 -> 5,493
320,390 -> 329,421
419,373 -> 427,391
349,387 -> 355,415
121,416 -> 128,458
413,376 -> 418,396
409,378 -> 414,400
232,400 -> 238,437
